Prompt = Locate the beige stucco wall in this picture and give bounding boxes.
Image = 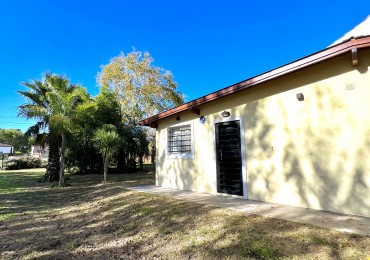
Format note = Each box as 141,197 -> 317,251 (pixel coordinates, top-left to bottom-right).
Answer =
156,49 -> 370,217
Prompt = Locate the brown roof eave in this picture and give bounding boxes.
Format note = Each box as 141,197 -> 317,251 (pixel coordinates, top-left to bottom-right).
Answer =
139,36 -> 370,126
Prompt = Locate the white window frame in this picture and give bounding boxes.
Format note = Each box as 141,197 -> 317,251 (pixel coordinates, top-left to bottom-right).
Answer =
166,121 -> 194,159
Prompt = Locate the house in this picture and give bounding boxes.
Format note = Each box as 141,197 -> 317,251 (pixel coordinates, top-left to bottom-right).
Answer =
139,17 -> 370,218
30,144 -> 49,160
0,143 -> 14,154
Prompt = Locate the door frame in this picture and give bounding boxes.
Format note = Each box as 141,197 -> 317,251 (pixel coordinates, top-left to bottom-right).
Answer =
213,115 -> 248,199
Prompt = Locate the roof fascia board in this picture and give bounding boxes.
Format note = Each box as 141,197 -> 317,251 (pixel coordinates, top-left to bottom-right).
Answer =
139,37 -> 370,126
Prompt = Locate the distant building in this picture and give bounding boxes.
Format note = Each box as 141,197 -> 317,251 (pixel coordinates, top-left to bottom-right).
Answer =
0,143 -> 14,154
30,144 -> 49,160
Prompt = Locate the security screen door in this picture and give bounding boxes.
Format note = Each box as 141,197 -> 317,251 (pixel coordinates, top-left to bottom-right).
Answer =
215,120 -> 243,196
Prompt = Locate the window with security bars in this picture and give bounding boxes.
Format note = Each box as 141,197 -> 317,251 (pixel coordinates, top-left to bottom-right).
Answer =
168,125 -> 192,155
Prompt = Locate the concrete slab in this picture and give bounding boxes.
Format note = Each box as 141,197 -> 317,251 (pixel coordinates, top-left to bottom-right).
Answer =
126,185 -> 370,236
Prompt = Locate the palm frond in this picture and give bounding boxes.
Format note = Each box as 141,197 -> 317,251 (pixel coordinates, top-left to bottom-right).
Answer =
24,121 -> 47,137
93,125 -> 120,157
17,91 -> 45,106
18,104 -> 49,120
49,113 -> 72,135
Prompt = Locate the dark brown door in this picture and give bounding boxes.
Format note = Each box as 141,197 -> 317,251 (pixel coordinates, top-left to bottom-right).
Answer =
215,120 -> 243,196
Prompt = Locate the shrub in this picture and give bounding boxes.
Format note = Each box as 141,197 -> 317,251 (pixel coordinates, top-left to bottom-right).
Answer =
4,156 -> 46,170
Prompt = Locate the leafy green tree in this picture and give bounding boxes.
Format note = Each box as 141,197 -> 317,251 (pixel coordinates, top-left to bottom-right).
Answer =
98,50 -> 184,123
98,50 -> 184,169
132,127 -> 149,171
0,129 -> 31,153
94,86 -> 122,126
93,124 -> 120,183
66,85 -> 121,174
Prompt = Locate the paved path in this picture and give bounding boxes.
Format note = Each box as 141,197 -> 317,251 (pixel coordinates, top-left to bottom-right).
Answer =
126,185 -> 370,236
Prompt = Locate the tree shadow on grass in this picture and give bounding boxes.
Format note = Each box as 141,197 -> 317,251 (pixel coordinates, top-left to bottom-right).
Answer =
0,172 -> 369,260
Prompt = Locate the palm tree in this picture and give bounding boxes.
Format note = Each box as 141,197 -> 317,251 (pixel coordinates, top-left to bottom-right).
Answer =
45,75 -> 91,187
93,124 -> 120,183
18,73 -> 60,181
19,73 -> 91,186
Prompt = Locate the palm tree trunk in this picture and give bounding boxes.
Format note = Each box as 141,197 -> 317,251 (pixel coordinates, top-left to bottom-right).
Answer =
45,133 -> 60,182
58,134 -> 66,187
103,155 -> 108,183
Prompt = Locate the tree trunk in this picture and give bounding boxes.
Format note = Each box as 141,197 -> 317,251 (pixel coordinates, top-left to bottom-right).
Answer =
45,134 -> 60,182
150,141 -> 156,171
139,155 -> 143,172
58,134 -> 66,187
116,148 -> 126,171
103,155 -> 109,183
150,141 -> 156,165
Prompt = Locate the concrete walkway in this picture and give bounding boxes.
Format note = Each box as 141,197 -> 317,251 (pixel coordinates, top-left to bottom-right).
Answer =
126,185 -> 370,236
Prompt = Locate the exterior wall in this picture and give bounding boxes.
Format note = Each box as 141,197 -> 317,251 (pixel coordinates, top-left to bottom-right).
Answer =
156,49 -> 370,217
0,147 -> 13,154
31,145 -> 49,159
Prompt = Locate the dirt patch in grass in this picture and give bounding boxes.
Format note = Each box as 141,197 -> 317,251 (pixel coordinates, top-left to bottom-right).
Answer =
0,169 -> 369,259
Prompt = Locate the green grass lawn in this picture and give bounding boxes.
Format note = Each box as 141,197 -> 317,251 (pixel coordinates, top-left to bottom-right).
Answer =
0,168 -> 369,259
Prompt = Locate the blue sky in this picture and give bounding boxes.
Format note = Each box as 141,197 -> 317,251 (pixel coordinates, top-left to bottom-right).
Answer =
0,1 -> 369,132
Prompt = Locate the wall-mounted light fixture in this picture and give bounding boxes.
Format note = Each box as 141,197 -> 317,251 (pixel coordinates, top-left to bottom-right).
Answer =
199,116 -> 206,124
221,111 -> 231,117
351,48 -> 358,66
296,93 -> 304,101
176,116 -> 180,121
